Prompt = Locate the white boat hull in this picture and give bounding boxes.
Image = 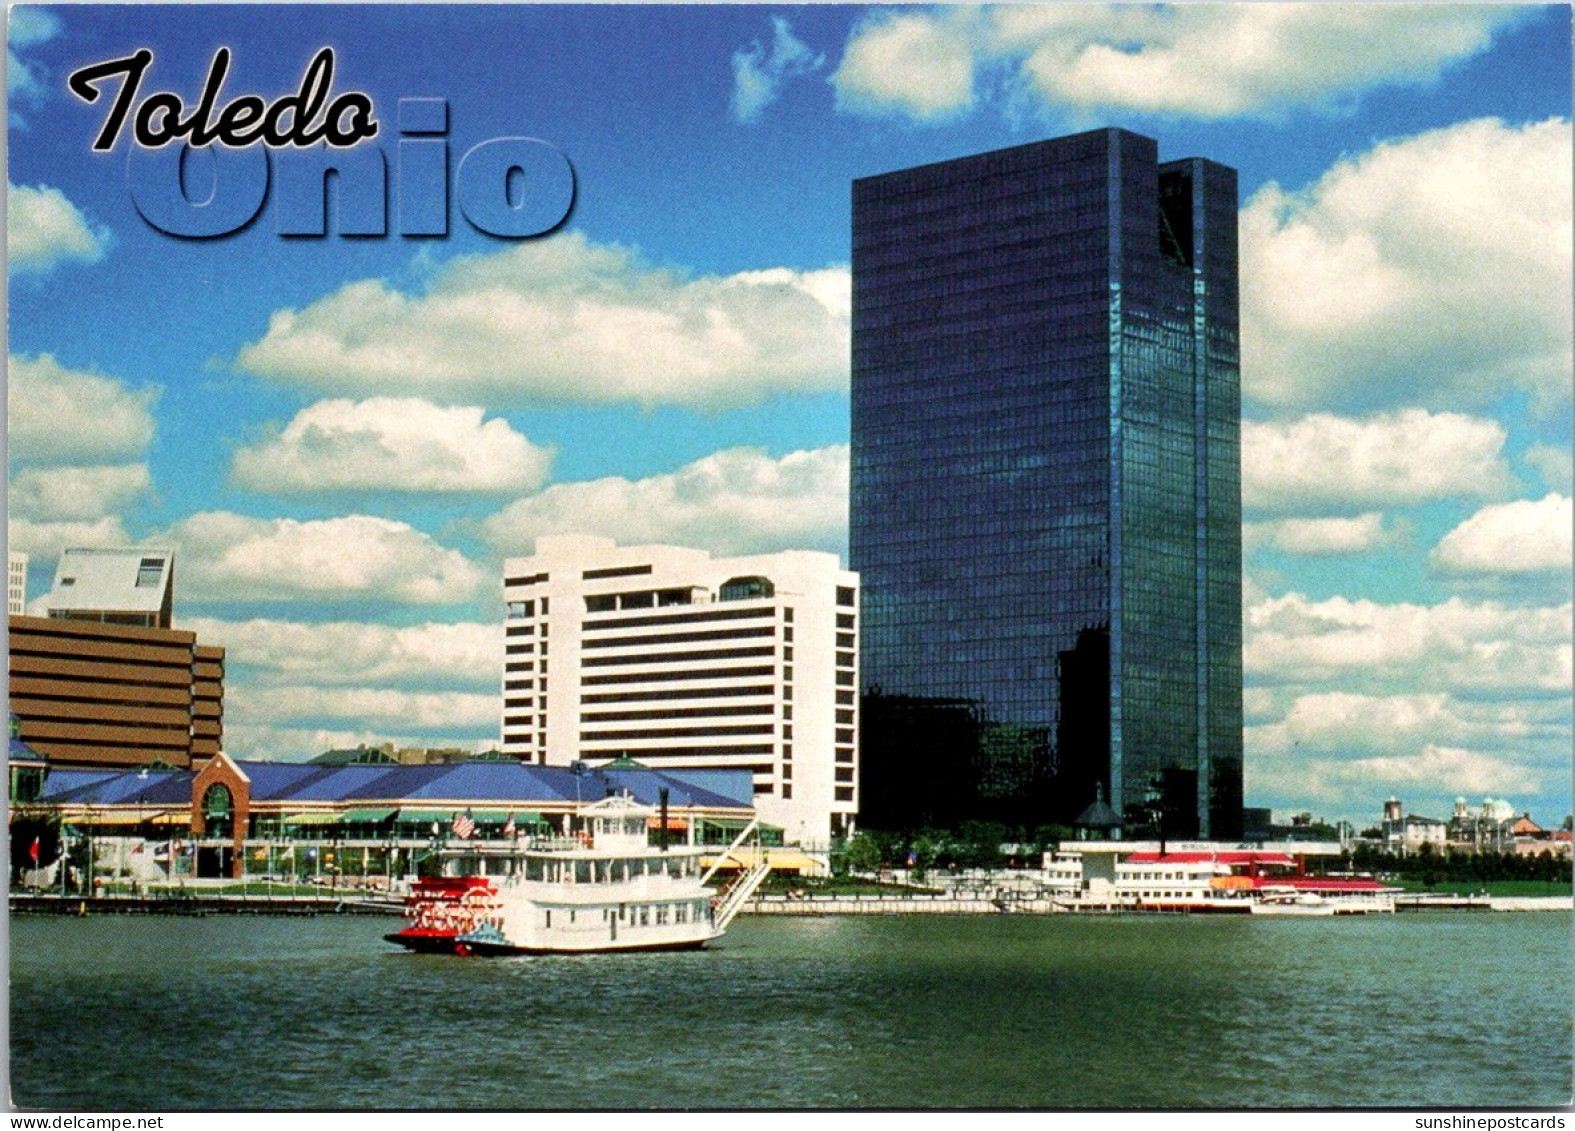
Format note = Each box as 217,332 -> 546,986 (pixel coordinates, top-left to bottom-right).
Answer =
1250,900 -> 1338,916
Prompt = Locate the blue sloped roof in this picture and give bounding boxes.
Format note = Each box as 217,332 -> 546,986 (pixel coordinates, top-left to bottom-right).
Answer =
31,760 -> 754,813
361,762 -> 584,803
10,736 -> 46,763
36,769 -> 120,802
38,768 -> 191,806
237,761 -> 327,800
228,760 -> 747,810
650,769 -> 754,806
603,768 -> 749,810
268,764 -> 407,802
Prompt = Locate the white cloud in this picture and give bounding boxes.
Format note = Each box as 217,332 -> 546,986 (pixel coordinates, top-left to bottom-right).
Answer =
480,445 -> 848,558
220,723 -> 494,762
1349,745 -> 1546,796
8,8 -> 59,49
6,516 -> 131,562
236,233 -> 850,409
830,6 -> 1519,122
1433,494 -> 1573,576
1523,445 -> 1573,494
1250,691 -> 1569,757
832,12 -> 976,120
7,183 -> 110,274
1245,591 -> 1572,696
229,685 -> 497,731
9,464 -> 151,521
231,398 -> 553,495
732,16 -> 824,124
184,617 -> 502,759
1241,117 -> 1572,412
1247,742 -> 1547,814
1242,410 -> 1514,513
184,617 -> 499,690
156,512 -> 486,605
1244,684 -> 1566,817
8,8 -> 60,121
1245,513 -> 1388,556
7,354 -> 157,463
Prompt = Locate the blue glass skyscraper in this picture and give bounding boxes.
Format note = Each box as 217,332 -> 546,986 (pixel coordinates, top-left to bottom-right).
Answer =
850,129 -> 1242,838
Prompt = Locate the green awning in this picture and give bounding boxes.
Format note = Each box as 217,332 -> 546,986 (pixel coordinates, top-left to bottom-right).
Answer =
282,811 -> 344,826
397,809 -> 455,824
342,808 -> 396,823
700,817 -> 754,831
469,809 -> 551,825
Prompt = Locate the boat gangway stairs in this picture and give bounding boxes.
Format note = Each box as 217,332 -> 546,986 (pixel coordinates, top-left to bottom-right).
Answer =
700,819 -> 773,931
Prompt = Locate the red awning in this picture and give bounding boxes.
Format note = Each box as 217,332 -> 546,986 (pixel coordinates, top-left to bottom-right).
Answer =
1251,876 -> 1397,892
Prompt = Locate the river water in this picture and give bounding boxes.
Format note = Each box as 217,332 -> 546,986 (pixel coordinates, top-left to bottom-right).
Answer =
9,911 -> 1571,1109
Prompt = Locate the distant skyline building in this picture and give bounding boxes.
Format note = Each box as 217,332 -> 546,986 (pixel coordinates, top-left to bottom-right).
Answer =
44,547 -> 175,629
850,128 -> 1243,838
9,547 -> 223,770
501,536 -> 860,847
8,552 -> 27,616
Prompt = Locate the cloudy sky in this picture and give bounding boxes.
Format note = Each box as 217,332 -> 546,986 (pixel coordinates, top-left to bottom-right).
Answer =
7,4 -> 1570,827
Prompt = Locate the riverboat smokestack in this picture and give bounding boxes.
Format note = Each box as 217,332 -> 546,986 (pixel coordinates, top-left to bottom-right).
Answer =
659,787 -> 669,853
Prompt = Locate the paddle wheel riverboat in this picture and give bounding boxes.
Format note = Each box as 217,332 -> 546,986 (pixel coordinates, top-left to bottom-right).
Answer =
385,794 -> 771,956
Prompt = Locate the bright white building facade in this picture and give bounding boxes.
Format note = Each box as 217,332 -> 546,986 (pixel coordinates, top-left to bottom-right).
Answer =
8,552 -> 28,615
501,535 -> 860,848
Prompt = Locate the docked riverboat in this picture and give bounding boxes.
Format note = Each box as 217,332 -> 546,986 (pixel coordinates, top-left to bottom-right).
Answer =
1044,849 -> 1400,914
385,794 -> 771,955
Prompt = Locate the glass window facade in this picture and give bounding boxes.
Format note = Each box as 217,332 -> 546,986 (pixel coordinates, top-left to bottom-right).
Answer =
850,129 -> 1242,837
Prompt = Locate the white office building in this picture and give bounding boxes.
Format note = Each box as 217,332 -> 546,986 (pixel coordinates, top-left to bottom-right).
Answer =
501,535 -> 859,848
8,552 -> 28,615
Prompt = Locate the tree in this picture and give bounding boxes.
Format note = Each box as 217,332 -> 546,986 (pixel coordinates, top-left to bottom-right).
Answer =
956,820 -> 1007,870
843,832 -> 882,876
910,832 -> 940,881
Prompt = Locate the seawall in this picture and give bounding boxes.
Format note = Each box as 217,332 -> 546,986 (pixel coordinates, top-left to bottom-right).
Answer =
10,893 -> 401,916
746,893 -> 1050,914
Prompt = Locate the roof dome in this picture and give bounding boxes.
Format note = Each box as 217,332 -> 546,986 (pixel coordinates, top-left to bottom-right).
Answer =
1074,798 -> 1121,829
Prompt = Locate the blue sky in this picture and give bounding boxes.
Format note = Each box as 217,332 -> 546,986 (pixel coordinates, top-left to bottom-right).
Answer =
7,3 -> 1571,828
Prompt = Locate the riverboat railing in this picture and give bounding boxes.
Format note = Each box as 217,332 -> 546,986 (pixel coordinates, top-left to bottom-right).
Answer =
698,817 -> 771,930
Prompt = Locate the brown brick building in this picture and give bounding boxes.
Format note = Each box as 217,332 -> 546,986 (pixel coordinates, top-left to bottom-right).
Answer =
8,614 -> 224,770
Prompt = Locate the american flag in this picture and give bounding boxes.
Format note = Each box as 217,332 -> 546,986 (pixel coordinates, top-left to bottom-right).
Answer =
451,810 -> 477,840
502,813 -> 517,839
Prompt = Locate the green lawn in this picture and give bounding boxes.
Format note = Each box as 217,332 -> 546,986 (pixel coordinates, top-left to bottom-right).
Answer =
1392,878 -> 1572,898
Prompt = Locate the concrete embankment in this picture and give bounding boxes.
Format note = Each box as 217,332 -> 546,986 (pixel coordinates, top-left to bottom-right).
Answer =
1487,896 -> 1573,912
1395,893 -> 1573,913
11,893 -> 401,916
750,892 -> 1575,916
745,893 -> 1048,914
